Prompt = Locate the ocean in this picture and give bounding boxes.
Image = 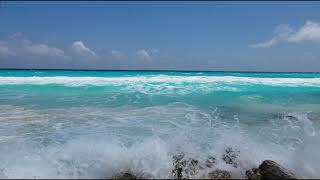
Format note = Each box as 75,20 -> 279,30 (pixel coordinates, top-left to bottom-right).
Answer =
0,70 -> 319,178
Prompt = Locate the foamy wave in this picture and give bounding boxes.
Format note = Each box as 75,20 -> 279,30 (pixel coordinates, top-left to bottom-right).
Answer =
0,75 -> 319,87
0,104 -> 319,178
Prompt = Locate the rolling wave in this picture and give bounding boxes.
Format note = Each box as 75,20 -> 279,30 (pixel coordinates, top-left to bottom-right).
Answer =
0,75 -> 320,87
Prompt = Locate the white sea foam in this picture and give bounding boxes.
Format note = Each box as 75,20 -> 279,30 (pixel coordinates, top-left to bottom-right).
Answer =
0,75 -> 319,87
0,104 -> 319,178
0,73 -> 319,178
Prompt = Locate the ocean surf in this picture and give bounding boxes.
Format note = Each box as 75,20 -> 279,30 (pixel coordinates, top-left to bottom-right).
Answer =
0,70 -> 319,178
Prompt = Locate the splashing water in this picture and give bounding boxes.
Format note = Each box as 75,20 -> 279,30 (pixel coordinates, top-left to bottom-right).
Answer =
0,70 -> 319,178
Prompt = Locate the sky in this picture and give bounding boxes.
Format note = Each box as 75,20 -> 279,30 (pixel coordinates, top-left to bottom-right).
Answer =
0,1 -> 320,72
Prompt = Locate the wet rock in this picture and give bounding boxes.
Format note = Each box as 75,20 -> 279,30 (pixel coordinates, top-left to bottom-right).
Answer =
172,154 -> 204,179
186,159 -> 203,176
172,154 -> 186,179
222,147 -> 240,168
284,115 -> 298,121
259,160 -> 298,179
112,172 -> 136,179
207,169 -> 232,180
273,114 -> 298,122
245,168 -> 261,180
206,156 -> 216,168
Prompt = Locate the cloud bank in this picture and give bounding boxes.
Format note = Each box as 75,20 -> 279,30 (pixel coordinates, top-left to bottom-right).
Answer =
250,20 -> 320,48
26,44 -> 65,57
0,33 -> 67,58
0,34 -> 102,61
0,33 -> 162,67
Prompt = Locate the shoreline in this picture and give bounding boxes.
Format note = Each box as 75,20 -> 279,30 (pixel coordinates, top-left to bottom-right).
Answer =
111,147 -> 300,179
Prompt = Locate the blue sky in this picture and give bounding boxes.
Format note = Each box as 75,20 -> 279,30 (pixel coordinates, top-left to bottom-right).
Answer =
0,1 -> 320,71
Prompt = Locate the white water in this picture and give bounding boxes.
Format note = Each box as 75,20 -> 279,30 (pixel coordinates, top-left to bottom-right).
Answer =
0,103 -> 319,178
0,75 -> 320,87
0,72 -> 319,178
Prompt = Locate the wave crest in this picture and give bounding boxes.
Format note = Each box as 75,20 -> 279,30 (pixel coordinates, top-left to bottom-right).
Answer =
0,75 -> 319,87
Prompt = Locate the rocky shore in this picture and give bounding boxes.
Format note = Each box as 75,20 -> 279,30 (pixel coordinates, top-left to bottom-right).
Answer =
112,147 -> 300,179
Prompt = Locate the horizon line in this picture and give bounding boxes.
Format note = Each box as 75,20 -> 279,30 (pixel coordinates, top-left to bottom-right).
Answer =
0,68 -> 319,74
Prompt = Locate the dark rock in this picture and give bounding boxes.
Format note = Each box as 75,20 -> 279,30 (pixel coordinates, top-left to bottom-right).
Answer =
207,169 -> 232,179
259,160 -> 298,179
222,147 -> 240,168
206,156 -> 216,168
112,172 -> 136,179
172,154 -> 204,179
172,154 -> 186,179
245,168 -> 261,180
273,114 -> 298,122
284,115 -> 298,121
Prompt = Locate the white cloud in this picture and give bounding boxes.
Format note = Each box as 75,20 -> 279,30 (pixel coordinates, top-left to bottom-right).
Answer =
137,49 -> 152,61
71,41 -> 95,57
288,21 -> 320,42
250,21 -> 320,48
1,34 -> 99,60
0,33 -> 67,58
25,44 -> 65,57
249,37 -> 278,48
111,50 -> 127,60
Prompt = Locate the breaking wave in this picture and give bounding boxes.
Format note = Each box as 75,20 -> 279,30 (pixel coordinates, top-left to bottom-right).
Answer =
0,103 -> 319,178
0,75 -> 320,87
0,72 -> 319,178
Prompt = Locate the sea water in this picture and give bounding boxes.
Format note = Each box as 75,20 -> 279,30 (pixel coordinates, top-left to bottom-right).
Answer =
0,70 -> 319,178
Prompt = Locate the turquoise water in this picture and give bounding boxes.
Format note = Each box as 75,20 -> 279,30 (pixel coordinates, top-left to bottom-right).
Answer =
0,70 -> 319,178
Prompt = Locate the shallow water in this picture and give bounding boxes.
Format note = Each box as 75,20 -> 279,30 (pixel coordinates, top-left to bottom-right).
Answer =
0,70 -> 319,178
